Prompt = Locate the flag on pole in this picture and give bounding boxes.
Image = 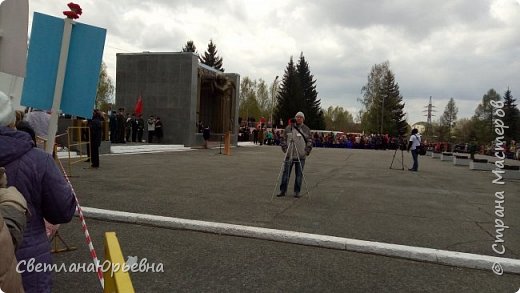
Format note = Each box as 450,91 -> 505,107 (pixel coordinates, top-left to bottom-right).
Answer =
134,95 -> 143,116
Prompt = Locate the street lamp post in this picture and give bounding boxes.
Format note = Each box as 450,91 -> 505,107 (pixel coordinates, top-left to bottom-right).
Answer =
380,94 -> 385,134
270,76 -> 279,128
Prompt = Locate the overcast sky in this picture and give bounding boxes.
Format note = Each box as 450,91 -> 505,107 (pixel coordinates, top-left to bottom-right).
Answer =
25,0 -> 520,125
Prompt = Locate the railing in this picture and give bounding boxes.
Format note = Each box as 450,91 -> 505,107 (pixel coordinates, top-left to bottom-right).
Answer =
64,126 -> 91,176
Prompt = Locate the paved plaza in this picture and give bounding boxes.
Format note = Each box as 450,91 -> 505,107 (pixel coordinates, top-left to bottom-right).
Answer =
51,143 -> 520,292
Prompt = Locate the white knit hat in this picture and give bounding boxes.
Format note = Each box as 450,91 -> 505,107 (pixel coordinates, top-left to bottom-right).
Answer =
0,91 -> 15,127
295,111 -> 305,119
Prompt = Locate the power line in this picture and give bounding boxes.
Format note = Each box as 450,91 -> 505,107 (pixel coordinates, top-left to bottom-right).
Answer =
105,45 -> 134,53
423,96 -> 436,124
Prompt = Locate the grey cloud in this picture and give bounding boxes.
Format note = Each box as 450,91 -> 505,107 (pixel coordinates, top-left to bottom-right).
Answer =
303,0 -> 494,40
26,0 -> 520,125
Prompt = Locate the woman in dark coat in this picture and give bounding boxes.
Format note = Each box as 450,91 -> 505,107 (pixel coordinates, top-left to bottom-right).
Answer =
0,91 -> 76,293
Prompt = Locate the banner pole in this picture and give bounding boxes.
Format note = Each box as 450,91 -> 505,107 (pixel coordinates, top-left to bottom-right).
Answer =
45,17 -> 73,154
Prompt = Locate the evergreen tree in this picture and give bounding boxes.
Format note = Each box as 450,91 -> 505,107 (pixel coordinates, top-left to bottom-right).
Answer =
181,40 -> 197,53
296,52 -> 325,129
360,62 -> 387,134
360,61 -> 407,135
503,87 -> 519,142
382,70 -> 407,136
440,98 -> 458,141
199,39 -> 224,72
275,57 -> 303,126
472,88 -> 501,145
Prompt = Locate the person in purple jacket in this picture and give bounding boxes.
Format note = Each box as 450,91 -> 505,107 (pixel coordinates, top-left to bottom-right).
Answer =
0,91 -> 77,293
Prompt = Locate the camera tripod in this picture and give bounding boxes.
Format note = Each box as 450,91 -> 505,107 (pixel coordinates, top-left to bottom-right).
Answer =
389,137 -> 405,170
271,133 -> 310,200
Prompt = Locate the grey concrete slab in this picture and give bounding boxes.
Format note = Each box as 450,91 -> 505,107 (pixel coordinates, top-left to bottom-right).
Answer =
67,146 -> 519,259
43,146 -> 520,292
52,219 -> 520,293
43,145 -> 520,292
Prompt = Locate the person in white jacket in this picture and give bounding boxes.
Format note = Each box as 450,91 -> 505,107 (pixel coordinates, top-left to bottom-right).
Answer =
407,128 -> 421,171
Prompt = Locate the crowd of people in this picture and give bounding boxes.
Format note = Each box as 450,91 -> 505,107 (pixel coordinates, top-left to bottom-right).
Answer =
311,132 -> 404,149
108,109 -> 164,144
239,126 -> 407,150
238,126 -> 280,146
239,124 -> 520,161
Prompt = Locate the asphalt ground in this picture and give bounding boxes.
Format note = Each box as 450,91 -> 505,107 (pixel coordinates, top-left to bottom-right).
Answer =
49,144 -> 520,292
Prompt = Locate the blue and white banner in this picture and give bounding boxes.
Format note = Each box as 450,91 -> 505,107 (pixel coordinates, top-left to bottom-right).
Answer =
21,12 -> 106,118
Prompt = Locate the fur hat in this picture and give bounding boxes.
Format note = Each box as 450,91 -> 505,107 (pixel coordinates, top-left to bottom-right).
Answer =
295,111 -> 305,119
0,91 -> 15,127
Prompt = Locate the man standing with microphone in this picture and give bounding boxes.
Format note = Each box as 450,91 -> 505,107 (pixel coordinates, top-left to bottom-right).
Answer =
277,112 -> 312,198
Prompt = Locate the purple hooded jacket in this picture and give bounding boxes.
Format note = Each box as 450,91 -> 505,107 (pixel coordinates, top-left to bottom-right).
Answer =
0,126 -> 76,293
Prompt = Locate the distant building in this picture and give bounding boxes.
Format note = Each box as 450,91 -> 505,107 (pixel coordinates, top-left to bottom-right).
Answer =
116,52 -> 240,146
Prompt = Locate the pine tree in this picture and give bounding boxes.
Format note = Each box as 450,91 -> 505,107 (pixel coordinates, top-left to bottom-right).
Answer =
440,98 -> 458,141
360,62 -> 407,135
360,62 -> 387,134
381,70 -> 407,136
275,57 -> 302,126
199,40 -> 224,72
503,87 -> 519,142
296,52 -> 325,129
182,40 -> 197,53
472,88 -> 501,144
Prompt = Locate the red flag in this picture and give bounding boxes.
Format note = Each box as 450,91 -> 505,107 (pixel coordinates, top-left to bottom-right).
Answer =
134,96 -> 143,116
